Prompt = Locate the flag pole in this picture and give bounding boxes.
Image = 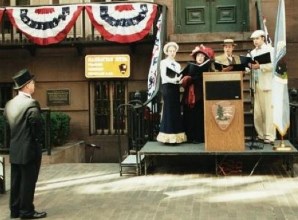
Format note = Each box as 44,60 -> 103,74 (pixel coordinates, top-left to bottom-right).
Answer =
273,132 -> 292,151
271,0 -> 291,151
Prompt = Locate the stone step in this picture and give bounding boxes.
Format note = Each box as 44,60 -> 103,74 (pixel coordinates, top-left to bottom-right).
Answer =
169,32 -> 252,43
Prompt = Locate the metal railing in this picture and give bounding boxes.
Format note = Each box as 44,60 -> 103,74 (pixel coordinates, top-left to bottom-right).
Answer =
115,4 -> 167,142
0,156 -> 5,194
0,2 -> 163,51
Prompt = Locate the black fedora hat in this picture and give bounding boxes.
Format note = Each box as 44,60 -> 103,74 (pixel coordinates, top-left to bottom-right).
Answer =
12,69 -> 35,90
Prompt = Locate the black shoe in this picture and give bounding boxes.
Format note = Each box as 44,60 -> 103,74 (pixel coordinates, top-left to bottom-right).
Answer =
20,211 -> 47,219
10,213 -> 19,218
255,137 -> 264,143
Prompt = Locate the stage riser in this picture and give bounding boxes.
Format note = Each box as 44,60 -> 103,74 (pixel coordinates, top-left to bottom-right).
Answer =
139,141 -> 298,176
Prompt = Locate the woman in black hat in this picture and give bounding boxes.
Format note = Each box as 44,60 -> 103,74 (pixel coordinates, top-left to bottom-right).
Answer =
4,69 -> 47,219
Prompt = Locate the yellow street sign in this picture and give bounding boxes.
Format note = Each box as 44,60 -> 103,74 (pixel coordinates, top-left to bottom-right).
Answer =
85,54 -> 130,78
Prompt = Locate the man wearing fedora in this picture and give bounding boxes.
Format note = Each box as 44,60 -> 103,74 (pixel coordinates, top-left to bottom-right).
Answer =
4,69 -> 47,219
215,39 -> 241,71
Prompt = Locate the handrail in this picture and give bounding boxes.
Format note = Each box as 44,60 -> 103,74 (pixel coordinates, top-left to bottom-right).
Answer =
116,100 -> 144,164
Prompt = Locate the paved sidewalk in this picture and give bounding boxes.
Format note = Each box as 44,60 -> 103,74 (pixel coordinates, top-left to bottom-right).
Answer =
1,162 -> 298,220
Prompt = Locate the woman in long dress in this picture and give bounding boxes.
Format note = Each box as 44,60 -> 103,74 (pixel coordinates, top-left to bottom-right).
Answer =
181,44 -> 215,144
156,42 -> 187,144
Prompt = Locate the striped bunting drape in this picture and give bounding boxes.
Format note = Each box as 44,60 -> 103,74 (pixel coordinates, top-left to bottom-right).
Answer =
4,3 -> 158,45
85,3 -> 157,43
6,5 -> 83,45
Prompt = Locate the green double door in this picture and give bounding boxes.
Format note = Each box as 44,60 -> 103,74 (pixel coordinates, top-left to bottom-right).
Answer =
175,0 -> 249,33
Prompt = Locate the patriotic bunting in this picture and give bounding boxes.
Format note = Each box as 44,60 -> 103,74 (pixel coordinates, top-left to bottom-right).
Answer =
147,14 -> 162,99
2,3 -> 158,45
85,3 -> 157,43
6,5 -> 83,45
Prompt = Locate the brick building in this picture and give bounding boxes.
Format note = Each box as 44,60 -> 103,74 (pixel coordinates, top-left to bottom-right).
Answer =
0,0 -> 297,162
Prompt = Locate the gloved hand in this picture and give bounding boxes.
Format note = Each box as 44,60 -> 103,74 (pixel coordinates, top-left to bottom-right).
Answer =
181,75 -> 192,88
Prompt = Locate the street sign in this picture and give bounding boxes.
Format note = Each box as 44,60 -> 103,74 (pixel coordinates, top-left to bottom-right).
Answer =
85,54 -> 130,78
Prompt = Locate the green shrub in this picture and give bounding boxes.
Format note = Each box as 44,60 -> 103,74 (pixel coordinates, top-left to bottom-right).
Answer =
49,112 -> 71,146
0,111 -> 71,149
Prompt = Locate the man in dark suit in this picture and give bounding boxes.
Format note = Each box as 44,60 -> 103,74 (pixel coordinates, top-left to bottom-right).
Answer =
4,69 -> 47,219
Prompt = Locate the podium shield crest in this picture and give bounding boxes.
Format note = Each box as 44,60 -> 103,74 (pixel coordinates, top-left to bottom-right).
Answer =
212,101 -> 235,130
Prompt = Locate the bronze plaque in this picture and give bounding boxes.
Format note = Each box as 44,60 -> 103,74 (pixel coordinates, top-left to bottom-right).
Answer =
47,89 -> 70,106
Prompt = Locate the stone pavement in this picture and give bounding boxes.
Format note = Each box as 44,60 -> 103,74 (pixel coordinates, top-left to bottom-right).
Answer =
1,161 -> 298,220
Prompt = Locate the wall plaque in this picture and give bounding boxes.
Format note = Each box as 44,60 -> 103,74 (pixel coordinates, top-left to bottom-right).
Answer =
47,89 -> 70,106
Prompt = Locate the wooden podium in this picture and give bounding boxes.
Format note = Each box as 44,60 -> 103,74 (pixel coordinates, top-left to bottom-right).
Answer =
203,72 -> 244,151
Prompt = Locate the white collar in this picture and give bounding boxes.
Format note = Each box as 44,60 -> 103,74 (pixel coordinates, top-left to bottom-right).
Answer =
18,91 -> 32,99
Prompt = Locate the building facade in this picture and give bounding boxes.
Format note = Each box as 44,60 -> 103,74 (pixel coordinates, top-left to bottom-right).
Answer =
0,0 -> 297,162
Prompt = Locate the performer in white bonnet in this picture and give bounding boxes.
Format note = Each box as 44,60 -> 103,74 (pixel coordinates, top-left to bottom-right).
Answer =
156,42 -> 187,144
247,29 -> 276,145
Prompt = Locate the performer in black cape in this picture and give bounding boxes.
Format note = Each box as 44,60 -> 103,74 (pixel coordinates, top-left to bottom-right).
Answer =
156,42 -> 187,144
181,44 -> 215,144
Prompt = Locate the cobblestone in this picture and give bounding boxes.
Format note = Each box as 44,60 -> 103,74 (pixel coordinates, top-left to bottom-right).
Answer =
1,163 -> 298,220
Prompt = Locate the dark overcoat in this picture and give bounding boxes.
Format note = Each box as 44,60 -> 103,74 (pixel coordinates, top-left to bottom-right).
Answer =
4,93 -> 43,164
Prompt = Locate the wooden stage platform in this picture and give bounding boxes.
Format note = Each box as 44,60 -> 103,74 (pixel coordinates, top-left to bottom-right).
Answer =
138,140 -> 298,177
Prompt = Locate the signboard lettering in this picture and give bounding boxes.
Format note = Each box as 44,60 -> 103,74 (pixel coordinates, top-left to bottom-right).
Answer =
85,54 -> 130,78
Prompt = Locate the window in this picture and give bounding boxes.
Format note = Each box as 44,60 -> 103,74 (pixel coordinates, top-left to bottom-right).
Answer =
17,0 -> 30,5
0,0 -> 27,6
0,83 -> 13,108
90,0 -> 106,2
0,0 -> 30,38
30,0 -> 52,5
91,80 -> 127,135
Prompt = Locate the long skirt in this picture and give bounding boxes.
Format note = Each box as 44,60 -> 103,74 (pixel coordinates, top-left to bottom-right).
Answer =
156,83 -> 187,143
183,99 -> 204,143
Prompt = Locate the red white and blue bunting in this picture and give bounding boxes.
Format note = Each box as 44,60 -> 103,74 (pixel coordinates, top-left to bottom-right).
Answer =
147,14 -> 163,99
85,3 -> 157,43
0,8 -> 4,23
6,5 -> 83,45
